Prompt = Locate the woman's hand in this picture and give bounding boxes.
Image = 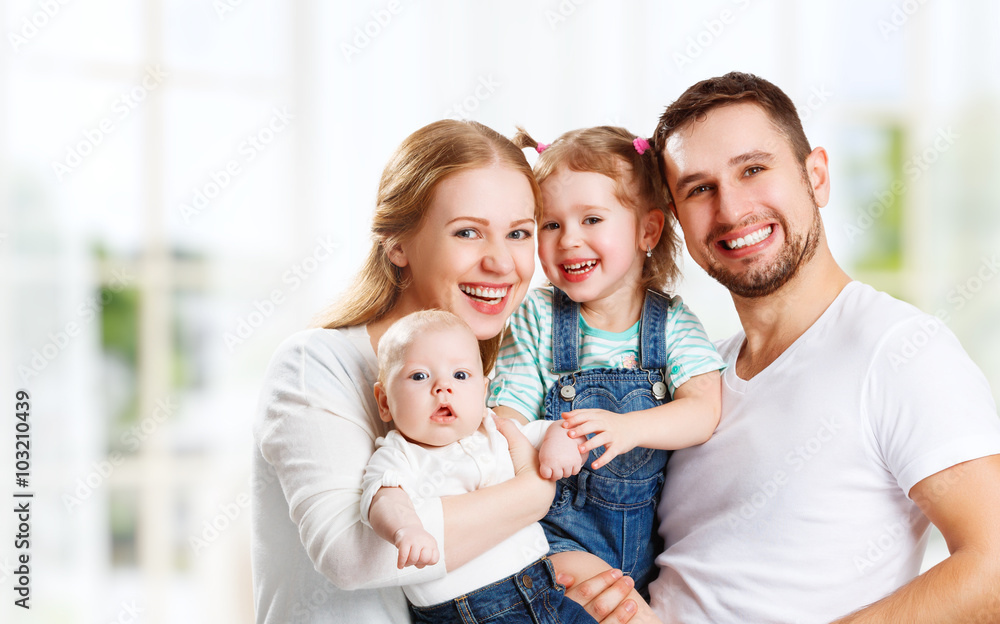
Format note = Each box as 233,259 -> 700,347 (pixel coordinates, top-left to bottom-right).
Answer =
494,415 -> 556,518
559,568 -> 640,623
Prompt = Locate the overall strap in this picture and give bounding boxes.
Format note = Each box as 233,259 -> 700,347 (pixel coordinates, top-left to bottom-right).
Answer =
550,287 -> 581,373
639,290 -> 672,370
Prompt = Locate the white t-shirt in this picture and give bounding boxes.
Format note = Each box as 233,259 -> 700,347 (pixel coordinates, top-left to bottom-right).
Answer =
251,326 -> 447,624
361,416 -> 552,606
650,281 -> 1000,624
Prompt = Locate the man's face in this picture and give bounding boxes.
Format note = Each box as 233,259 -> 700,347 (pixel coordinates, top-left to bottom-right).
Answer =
660,103 -> 828,298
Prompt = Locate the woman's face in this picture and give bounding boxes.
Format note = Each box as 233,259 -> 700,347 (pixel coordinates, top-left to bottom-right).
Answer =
390,164 -> 536,340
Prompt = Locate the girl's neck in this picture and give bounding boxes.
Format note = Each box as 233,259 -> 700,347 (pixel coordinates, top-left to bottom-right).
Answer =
578,287 -> 646,333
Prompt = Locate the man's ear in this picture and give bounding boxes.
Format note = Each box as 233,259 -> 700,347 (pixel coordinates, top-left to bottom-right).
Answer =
640,208 -> 666,253
373,382 -> 393,423
805,146 -> 831,208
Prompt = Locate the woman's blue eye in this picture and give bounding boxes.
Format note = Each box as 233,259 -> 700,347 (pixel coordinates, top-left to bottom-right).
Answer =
508,229 -> 533,240
453,371 -> 469,380
409,372 -> 427,381
455,228 -> 478,239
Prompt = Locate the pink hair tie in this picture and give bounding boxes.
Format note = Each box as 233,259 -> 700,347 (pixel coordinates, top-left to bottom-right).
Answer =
633,137 -> 650,155
535,142 -> 550,154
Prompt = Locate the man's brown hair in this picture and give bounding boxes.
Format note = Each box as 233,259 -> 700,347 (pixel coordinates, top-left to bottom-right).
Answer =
653,72 -> 812,187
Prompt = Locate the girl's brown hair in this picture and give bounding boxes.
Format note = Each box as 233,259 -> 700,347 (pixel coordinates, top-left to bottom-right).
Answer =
314,120 -> 542,372
513,125 -> 680,292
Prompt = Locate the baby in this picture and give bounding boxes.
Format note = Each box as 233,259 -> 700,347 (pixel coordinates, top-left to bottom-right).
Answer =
361,310 -> 596,623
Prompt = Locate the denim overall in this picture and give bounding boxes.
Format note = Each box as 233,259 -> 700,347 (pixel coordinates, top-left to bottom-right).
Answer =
541,288 -> 672,597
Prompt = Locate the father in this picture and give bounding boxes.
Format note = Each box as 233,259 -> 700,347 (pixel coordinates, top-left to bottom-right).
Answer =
647,72 -> 1000,622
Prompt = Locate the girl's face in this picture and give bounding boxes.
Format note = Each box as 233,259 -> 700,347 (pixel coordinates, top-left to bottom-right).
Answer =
390,165 -> 536,341
538,168 -> 660,308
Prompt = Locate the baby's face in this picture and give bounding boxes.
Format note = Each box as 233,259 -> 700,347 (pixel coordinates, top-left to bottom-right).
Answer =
379,325 -> 487,447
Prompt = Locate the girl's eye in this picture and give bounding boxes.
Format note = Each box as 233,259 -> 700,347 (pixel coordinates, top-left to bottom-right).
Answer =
507,229 -> 533,240
583,217 -> 601,225
455,228 -> 480,239
409,372 -> 427,381
453,371 -> 469,380
744,166 -> 764,177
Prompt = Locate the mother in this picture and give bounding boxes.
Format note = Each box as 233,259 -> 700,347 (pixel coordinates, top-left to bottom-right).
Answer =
251,120 -> 637,623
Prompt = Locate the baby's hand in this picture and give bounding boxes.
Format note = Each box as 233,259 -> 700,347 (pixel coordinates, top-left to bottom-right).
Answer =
538,423 -> 586,480
562,409 -> 639,470
393,526 -> 439,569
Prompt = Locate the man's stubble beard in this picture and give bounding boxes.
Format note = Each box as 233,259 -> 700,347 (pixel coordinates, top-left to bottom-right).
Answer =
702,204 -> 822,299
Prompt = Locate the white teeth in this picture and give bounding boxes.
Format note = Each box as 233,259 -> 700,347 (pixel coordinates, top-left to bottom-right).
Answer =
563,260 -> 597,273
725,226 -> 772,250
460,285 -> 508,304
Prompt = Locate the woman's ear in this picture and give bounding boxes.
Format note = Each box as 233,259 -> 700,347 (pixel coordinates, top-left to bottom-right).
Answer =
373,382 -> 393,423
640,208 -> 666,252
384,239 -> 409,269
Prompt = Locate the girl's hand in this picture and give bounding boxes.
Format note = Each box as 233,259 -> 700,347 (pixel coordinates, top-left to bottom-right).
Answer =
561,409 -> 640,470
538,423 -> 586,480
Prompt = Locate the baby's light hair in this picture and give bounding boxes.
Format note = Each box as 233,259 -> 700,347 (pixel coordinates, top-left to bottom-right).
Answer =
376,310 -> 480,387
513,125 -> 681,292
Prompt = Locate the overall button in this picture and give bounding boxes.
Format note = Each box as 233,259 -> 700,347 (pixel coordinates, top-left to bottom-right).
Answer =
559,385 -> 576,401
522,575 -> 533,589
652,381 -> 667,400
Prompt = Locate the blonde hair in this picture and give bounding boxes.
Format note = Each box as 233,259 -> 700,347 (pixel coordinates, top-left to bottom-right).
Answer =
314,120 -> 542,372
376,310 -> 478,387
513,125 -> 681,292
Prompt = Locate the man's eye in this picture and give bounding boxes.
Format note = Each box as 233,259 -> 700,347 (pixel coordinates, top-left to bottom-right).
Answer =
688,185 -> 712,198
409,372 -> 427,381
453,371 -> 469,380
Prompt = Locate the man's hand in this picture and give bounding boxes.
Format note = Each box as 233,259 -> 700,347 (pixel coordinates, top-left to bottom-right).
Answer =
539,422 -> 586,480
562,409 -> 641,470
559,568 -> 640,623
393,525 -> 439,569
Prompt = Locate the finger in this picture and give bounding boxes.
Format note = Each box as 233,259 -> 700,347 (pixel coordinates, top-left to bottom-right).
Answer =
598,596 -> 638,624
579,432 -> 611,454
397,546 -> 409,569
569,421 -> 603,437
563,568 -> 635,621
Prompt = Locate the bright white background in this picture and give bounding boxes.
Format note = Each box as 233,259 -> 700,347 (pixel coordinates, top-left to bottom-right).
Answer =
1,1 -> 999,622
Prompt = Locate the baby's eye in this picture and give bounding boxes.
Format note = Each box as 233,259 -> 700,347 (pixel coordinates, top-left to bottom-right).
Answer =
453,371 -> 469,380
540,222 -> 559,231
409,372 -> 428,381
583,216 -> 602,225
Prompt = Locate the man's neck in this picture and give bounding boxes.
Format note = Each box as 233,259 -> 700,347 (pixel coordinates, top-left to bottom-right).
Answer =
731,249 -> 852,380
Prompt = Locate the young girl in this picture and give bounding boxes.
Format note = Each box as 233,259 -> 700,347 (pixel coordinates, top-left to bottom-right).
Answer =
490,126 -> 726,601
